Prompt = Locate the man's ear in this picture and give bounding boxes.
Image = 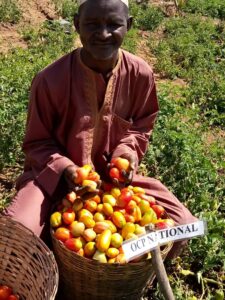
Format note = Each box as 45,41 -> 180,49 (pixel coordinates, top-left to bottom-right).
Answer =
127,16 -> 133,31
74,13 -> 80,33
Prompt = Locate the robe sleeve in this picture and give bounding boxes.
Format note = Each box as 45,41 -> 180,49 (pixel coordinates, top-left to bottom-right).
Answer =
112,72 -> 159,169
22,73 -> 75,196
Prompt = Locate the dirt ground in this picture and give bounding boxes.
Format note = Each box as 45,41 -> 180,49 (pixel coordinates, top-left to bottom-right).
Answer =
0,0 -> 57,53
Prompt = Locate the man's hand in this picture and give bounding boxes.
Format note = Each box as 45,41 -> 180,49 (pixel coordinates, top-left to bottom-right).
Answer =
109,154 -> 136,187
64,165 -> 78,189
63,165 -> 101,200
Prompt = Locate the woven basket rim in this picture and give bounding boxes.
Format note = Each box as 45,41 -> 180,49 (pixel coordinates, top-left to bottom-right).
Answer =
0,216 -> 59,300
51,227 -> 173,266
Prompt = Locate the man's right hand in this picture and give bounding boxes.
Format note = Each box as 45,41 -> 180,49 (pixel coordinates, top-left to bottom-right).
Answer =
63,165 -> 101,200
64,165 -> 78,189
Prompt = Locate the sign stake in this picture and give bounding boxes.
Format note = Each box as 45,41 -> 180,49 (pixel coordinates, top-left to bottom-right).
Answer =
151,245 -> 175,300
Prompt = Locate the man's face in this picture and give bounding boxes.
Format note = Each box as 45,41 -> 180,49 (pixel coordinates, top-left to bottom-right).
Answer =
75,0 -> 131,61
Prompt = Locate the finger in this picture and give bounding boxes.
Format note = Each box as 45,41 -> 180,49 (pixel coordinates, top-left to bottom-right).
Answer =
96,180 -> 102,189
112,178 -> 120,186
107,162 -> 114,169
82,191 -> 99,201
127,170 -> 133,183
75,185 -> 90,196
112,178 -> 126,189
130,162 -> 135,171
121,169 -> 129,179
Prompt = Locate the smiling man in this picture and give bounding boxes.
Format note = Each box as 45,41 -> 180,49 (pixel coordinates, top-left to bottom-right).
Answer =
3,0 -> 196,257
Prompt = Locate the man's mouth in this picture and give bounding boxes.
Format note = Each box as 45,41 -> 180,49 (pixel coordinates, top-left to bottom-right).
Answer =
93,41 -> 113,46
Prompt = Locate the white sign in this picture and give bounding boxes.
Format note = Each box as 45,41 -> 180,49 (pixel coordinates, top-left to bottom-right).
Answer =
122,220 -> 207,262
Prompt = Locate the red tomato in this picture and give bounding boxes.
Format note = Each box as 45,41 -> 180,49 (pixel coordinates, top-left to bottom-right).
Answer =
0,285 -> 12,300
151,204 -> 165,218
8,295 -> 20,300
120,188 -> 133,204
109,167 -> 120,180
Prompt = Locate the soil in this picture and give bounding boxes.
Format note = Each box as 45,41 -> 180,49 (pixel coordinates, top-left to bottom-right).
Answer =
0,0 -> 57,53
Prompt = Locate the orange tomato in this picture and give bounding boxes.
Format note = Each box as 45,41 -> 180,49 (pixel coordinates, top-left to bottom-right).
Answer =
93,212 -> 105,222
84,242 -> 96,257
84,200 -> 97,213
79,215 -> 95,228
111,157 -> 130,172
54,227 -> 71,242
96,229 -> 112,252
90,195 -> 101,204
102,203 -> 114,217
62,209 -> 75,225
87,171 -> 100,182
112,212 -> 126,228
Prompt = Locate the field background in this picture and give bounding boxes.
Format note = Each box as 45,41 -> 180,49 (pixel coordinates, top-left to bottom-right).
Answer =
0,0 -> 224,299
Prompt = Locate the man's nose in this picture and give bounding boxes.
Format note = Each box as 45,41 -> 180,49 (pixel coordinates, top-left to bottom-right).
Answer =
96,25 -> 111,39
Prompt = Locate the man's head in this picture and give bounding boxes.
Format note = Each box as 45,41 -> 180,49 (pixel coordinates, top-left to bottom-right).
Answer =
74,0 -> 132,63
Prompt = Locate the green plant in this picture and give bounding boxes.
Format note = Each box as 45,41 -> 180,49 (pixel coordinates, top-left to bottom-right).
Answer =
130,0 -> 164,31
183,0 -> 225,20
143,90 -> 225,298
149,16 -> 225,125
0,21 -> 76,169
53,0 -> 78,20
122,28 -> 139,53
0,0 -> 21,23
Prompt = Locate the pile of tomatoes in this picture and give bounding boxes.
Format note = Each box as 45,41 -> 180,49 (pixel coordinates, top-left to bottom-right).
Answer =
0,285 -> 19,300
50,160 -> 174,264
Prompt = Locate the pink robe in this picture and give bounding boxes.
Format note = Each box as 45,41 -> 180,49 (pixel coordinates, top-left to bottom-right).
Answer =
4,48 -> 197,257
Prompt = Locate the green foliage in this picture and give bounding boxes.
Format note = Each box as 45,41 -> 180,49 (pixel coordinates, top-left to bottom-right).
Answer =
0,21 -> 76,169
53,0 -> 78,20
0,0 -> 21,23
143,90 -> 225,297
183,0 -> 225,20
150,16 -> 225,125
122,28 -> 139,53
130,0 -> 164,31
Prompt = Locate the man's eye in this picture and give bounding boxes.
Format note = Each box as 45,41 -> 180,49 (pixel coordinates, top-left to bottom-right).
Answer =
85,22 -> 98,26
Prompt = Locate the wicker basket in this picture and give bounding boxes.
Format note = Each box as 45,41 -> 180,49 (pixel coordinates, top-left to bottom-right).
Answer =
0,216 -> 59,300
51,230 -> 172,300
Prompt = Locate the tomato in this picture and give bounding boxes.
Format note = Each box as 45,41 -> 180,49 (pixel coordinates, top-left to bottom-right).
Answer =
151,204 -> 165,218
84,200 -> 97,213
109,167 -> 120,180
0,285 -> 12,300
54,227 -> 71,242
111,157 -> 130,172
112,212 -> 126,228
8,295 -> 20,300
87,171 -> 100,182
50,212 -> 62,228
64,238 -> 83,252
62,209 -> 75,225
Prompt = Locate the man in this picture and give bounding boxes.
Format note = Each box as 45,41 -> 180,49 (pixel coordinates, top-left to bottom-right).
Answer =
3,0 -> 196,257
